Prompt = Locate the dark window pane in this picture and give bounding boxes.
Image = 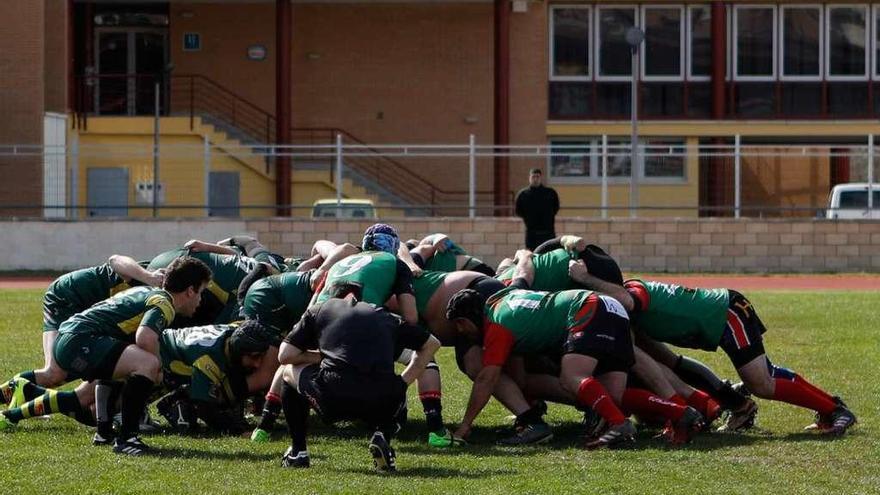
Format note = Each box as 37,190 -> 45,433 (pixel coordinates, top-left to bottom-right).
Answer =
783,8 -> 820,76
642,83 -> 684,117
598,8 -> 635,77
735,82 -> 776,116
828,7 -> 867,76
874,83 -> 880,116
828,82 -> 869,116
645,8 -> 681,77
595,83 -> 630,117
781,83 -> 822,116
644,139 -> 686,178
876,14 -> 880,77
550,140 -> 594,178
689,6 -> 711,77
736,8 -> 774,77
839,191 -> 880,208
549,82 -> 592,118
552,8 -> 590,77
687,82 -> 712,117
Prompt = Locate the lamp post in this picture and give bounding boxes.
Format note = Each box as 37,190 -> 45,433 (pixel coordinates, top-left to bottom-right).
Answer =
625,26 -> 644,218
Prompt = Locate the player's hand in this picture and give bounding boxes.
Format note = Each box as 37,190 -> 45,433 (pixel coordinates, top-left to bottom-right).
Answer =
560,235 -> 585,253
149,269 -> 165,287
514,249 -> 533,261
184,239 -> 207,252
569,259 -> 589,280
411,266 -> 424,278
434,236 -> 450,253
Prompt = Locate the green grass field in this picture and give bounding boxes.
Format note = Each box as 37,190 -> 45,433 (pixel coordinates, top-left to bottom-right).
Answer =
1,289 -> 877,495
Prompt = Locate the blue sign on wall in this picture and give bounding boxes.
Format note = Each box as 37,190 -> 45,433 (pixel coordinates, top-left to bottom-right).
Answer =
183,32 -> 201,51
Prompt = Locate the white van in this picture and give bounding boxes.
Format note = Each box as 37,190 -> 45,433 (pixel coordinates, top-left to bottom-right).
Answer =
311,199 -> 377,219
826,183 -> 880,219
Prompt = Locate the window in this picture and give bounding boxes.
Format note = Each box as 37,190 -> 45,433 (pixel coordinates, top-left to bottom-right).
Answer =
548,137 -> 686,182
827,6 -> 868,79
781,6 -> 822,80
597,6 -> 637,80
550,6 -> 591,80
688,5 -> 712,80
642,6 -> 684,80
734,5 -> 777,80
875,5 -> 880,78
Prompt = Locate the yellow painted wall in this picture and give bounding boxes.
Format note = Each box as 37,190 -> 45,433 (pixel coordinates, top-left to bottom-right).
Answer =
70,116 -> 404,218
549,137 -> 700,217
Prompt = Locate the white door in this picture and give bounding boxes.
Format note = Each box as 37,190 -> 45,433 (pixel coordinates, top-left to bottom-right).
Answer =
42,113 -> 67,218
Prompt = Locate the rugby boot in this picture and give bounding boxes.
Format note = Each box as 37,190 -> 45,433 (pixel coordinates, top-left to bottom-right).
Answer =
582,408 -> 608,441
8,378 -> 28,410
717,398 -> 758,432
368,431 -> 397,472
585,419 -> 636,450
659,407 -> 705,445
280,447 -> 311,468
251,428 -> 270,443
804,396 -> 847,433
827,403 -> 857,437
499,422 -> 554,445
428,428 -> 464,448
113,435 -> 150,456
0,414 -> 14,431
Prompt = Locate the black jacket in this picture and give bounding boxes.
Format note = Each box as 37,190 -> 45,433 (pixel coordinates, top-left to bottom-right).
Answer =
515,185 -> 560,233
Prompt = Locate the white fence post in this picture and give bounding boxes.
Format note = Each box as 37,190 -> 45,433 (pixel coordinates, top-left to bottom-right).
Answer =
204,135 -> 211,217
469,134 -> 476,218
335,133 -> 343,214
734,134 -> 741,219
601,135 -> 608,219
69,135 -> 79,219
869,134 -> 875,213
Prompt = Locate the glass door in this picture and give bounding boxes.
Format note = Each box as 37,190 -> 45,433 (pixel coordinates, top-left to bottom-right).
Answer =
95,28 -> 167,115
95,31 -> 130,114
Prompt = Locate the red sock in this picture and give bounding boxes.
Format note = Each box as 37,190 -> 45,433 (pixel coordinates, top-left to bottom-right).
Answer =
577,378 -> 625,426
622,388 -> 687,422
669,394 -> 687,406
773,378 -> 836,415
792,374 -> 836,404
685,390 -> 711,414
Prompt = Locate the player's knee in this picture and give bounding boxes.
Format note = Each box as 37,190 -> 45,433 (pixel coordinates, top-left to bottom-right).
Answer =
136,354 -> 161,381
39,365 -> 67,387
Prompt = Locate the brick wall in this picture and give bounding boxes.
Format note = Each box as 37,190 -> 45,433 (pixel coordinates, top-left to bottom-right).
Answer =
0,218 -> 877,272
0,0 -> 45,216
246,218 -> 880,274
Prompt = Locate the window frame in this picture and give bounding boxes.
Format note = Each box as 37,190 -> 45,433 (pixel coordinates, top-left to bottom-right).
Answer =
686,4 -> 712,82
872,4 -> 880,79
825,4 -> 870,81
546,136 -> 688,185
779,4 -> 824,82
641,5 -> 686,82
733,4 -> 778,81
595,4 -> 640,82
549,4 -> 592,82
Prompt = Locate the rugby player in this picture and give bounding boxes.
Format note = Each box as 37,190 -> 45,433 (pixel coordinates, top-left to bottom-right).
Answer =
276,284 -> 441,471
153,320 -> 277,436
446,250 -> 638,449
147,247 -> 259,326
1,257 -> 212,456
408,233 -> 495,276
621,278 -> 857,436
0,258 -> 164,400
406,268 -> 553,444
311,225 -> 455,445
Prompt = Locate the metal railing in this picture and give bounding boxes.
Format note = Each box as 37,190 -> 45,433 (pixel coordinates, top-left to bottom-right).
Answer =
1,139 -> 877,219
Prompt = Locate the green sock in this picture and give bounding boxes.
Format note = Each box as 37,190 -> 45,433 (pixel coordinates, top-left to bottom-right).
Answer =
3,389 -> 83,424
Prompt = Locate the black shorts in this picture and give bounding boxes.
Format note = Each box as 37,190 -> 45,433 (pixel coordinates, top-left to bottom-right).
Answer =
719,290 -> 767,368
41,290 -> 81,333
467,275 -> 506,301
461,257 -> 495,277
297,365 -> 407,427
563,294 -> 635,375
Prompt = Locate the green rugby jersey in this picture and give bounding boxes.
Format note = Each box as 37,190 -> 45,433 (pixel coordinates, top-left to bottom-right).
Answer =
314,251 -> 404,306
148,249 -> 258,308
496,249 -> 576,291
47,264 -> 132,308
412,270 -> 448,316
241,271 -> 313,337
160,324 -> 238,403
58,286 -> 175,341
482,286 -> 596,367
629,279 -> 729,351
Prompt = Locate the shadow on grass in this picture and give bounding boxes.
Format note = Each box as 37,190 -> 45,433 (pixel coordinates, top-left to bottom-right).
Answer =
341,465 -> 515,479
147,446 -> 281,462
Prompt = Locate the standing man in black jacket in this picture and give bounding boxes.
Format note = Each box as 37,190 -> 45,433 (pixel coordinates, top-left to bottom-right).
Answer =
515,168 -> 560,250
